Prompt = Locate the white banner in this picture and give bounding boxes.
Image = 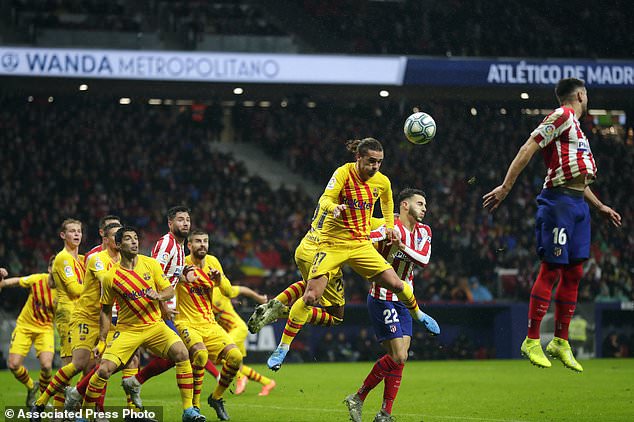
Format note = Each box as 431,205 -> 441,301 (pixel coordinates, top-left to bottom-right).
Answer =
0,47 -> 406,85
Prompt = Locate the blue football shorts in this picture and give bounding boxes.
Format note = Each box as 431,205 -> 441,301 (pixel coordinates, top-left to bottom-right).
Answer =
535,188 -> 590,264
367,295 -> 413,343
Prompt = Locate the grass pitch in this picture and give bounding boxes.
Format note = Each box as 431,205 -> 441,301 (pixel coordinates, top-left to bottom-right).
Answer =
1,359 -> 633,421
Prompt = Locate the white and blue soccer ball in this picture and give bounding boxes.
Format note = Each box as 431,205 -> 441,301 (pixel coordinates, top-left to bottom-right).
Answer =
403,112 -> 436,145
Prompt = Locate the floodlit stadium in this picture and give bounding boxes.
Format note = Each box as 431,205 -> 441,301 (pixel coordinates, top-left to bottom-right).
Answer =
0,1 -> 632,421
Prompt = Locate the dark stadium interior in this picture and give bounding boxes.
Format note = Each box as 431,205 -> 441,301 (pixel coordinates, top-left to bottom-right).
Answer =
1,0 -> 633,368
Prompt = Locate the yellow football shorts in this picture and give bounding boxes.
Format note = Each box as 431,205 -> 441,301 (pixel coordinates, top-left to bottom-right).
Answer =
68,320 -> 100,352
310,239 -> 392,283
9,323 -> 54,357
295,237 -> 345,307
102,321 -> 182,367
175,322 -> 235,364
216,311 -> 248,356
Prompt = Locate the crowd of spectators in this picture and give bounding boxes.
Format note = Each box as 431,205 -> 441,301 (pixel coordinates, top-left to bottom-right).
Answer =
10,0 -> 143,33
234,98 -> 633,304
301,0 -> 634,58
0,94 -> 632,316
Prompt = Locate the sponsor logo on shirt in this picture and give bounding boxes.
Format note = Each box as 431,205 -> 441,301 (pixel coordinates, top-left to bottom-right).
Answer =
121,287 -> 153,301
189,285 -> 211,296
341,197 -> 372,210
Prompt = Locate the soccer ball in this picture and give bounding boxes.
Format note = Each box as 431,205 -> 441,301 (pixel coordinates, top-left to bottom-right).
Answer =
403,112 -> 436,145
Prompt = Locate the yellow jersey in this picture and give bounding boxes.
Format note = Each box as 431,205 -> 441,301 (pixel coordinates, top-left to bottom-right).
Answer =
176,254 -> 239,326
316,162 -> 394,242
52,248 -> 85,315
74,250 -> 119,320
100,255 -> 170,330
17,274 -> 56,328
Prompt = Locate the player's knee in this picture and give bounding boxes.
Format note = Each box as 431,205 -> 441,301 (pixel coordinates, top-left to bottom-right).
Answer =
224,347 -> 242,368
96,364 -> 114,380
40,364 -> 52,374
390,351 -> 408,364
7,359 -> 21,371
332,316 -> 343,325
191,348 -> 208,368
325,305 -> 345,320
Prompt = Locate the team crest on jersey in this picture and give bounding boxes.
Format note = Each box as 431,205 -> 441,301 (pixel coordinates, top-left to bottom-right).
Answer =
372,188 -> 379,198
389,325 -> 397,333
553,247 -> 562,257
64,265 -> 74,277
143,272 -> 151,281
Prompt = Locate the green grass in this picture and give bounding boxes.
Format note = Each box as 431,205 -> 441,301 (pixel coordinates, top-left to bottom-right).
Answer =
2,359 -> 633,421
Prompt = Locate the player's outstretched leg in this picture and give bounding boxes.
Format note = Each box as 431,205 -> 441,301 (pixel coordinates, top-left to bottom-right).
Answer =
546,337 -> 583,372
520,337 -> 552,368
343,393 -> 364,422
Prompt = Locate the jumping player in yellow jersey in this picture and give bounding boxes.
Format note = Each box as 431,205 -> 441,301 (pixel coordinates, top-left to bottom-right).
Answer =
207,253 -> 274,397
0,257 -> 56,407
176,229 -> 257,420
77,226 -> 205,422
267,138 -> 439,371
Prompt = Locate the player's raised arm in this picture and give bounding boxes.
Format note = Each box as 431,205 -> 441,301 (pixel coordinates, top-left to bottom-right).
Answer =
483,136 -> 541,212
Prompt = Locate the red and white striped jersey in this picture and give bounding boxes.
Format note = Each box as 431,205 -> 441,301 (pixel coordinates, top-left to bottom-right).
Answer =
151,232 -> 185,309
369,218 -> 432,301
531,106 -> 597,188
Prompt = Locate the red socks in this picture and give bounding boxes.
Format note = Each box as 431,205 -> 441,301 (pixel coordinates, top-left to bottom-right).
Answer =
204,360 -> 220,378
136,358 -> 174,384
554,262 -> 583,340
381,360 -> 404,414
527,262 -> 561,339
527,261 -> 583,340
357,354 -> 403,408
76,366 -> 97,396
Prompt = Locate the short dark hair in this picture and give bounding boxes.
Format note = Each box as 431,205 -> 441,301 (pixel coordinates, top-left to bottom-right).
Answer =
345,138 -> 383,156
114,226 -> 139,245
397,188 -> 425,205
167,206 -> 191,221
555,78 -> 585,104
103,222 -> 122,237
99,215 -> 120,230
188,229 -> 208,241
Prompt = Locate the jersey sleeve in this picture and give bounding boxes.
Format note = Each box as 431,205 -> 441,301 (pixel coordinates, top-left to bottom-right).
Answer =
402,225 -> 432,266
19,274 -> 46,288
53,254 -> 83,298
207,256 -> 239,298
100,271 -> 115,306
378,176 -> 395,229
151,237 -> 173,272
530,108 -> 572,148
88,254 -> 109,283
318,166 -> 347,213
151,259 -> 171,291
